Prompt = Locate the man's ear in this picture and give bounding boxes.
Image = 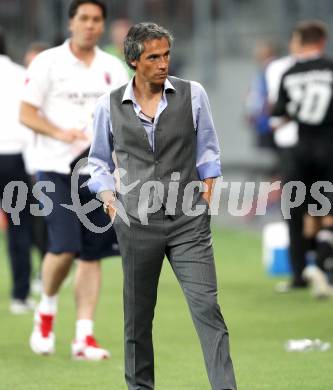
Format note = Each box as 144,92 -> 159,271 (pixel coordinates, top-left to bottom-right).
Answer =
68,19 -> 73,34
131,60 -> 137,68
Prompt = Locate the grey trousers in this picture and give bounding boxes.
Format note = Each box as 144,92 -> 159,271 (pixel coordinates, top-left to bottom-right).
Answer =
114,207 -> 237,390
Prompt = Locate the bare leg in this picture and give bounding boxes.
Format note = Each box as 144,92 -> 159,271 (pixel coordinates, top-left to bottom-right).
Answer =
71,260 -> 110,360
42,252 -> 74,296
322,215 -> 333,227
30,252 -> 74,355
74,260 -> 101,320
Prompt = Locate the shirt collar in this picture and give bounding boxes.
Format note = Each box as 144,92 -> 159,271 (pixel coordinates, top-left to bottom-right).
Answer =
63,39 -> 99,65
122,77 -> 176,104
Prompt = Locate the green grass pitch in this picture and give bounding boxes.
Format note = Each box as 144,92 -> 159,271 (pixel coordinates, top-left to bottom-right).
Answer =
0,228 -> 332,389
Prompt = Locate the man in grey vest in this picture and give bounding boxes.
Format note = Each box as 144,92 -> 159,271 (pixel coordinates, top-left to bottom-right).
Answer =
88,22 -> 237,390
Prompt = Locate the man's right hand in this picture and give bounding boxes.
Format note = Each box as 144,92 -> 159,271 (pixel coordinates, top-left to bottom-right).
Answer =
19,102 -> 89,143
108,205 -> 117,223
100,190 -> 117,222
54,128 -> 89,143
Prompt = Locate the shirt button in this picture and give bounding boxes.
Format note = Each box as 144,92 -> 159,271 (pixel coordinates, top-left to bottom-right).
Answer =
155,161 -> 160,165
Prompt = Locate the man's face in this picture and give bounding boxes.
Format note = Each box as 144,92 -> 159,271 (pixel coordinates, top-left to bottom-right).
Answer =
69,3 -> 104,50
131,37 -> 170,85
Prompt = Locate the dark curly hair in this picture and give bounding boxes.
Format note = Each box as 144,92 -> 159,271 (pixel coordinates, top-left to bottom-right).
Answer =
124,22 -> 173,70
68,0 -> 107,19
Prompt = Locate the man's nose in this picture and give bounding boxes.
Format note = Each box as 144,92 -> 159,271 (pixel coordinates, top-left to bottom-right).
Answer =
158,59 -> 168,69
85,19 -> 94,29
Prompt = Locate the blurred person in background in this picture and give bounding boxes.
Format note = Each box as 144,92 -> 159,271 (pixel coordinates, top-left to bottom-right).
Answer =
104,18 -> 134,77
0,26 -> 35,314
24,41 -> 50,295
20,0 -> 129,359
244,40 -> 281,219
272,20 -> 333,298
245,39 -> 279,149
266,31 -> 310,293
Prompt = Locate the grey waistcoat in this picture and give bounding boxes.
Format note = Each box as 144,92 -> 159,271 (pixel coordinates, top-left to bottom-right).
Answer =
110,76 -> 203,219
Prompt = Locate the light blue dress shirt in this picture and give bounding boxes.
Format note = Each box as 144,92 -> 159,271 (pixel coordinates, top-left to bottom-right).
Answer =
88,77 -> 221,193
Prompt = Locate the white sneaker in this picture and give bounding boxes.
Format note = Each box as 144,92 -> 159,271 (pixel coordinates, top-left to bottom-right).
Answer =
71,335 -> 110,361
30,310 -> 55,355
302,266 -> 333,298
274,281 -> 292,293
10,298 -> 36,315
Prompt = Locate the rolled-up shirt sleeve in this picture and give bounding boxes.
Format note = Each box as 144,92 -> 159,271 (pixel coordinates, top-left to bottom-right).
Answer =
191,81 -> 222,180
88,94 -> 116,193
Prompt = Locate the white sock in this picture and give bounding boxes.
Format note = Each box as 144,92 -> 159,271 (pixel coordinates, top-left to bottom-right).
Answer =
76,319 -> 94,341
38,294 -> 58,315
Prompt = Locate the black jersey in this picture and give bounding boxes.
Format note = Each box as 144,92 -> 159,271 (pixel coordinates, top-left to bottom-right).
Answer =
272,56 -> 333,139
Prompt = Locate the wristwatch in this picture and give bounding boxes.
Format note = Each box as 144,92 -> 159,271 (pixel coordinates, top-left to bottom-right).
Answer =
102,192 -> 117,214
